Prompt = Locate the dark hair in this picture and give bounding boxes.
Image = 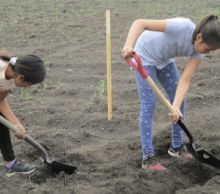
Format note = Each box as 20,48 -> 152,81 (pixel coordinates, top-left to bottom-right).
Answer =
0,54 -> 46,84
192,14 -> 220,49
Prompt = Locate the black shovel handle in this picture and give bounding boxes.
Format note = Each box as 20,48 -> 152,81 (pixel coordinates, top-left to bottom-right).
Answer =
0,116 -> 51,164
177,119 -> 194,144
24,135 -> 51,164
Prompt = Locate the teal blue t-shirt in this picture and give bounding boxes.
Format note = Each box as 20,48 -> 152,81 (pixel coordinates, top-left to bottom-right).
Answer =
134,18 -> 204,69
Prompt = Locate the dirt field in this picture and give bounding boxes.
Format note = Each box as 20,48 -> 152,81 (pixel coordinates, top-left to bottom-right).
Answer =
0,0 -> 220,193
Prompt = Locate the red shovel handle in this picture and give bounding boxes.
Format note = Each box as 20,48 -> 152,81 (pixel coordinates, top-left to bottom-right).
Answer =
125,52 -> 148,79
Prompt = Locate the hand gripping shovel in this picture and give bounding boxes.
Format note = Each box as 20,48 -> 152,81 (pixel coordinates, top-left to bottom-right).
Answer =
0,116 -> 77,174
126,51 -> 220,169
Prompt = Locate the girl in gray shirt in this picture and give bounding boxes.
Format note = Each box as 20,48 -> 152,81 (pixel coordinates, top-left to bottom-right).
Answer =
122,15 -> 220,171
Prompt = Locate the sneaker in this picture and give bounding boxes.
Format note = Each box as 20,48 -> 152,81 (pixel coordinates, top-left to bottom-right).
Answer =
142,157 -> 153,169
168,145 -> 193,159
142,157 -> 166,171
5,160 -> 36,177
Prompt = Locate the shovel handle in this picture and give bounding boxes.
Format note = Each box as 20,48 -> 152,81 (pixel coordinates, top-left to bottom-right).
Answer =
126,52 -> 174,113
125,52 -> 194,143
126,52 -> 149,79
0,116 -> 51,163
177,119 -> 194,144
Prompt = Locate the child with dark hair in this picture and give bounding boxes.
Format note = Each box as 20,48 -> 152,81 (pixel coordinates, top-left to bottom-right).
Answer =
0,50 -> 46,176
122,14 -> 220,171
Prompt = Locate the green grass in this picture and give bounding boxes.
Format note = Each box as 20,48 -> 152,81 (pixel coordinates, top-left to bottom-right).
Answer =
99,79 -> 105,100
20,88 -> 33,100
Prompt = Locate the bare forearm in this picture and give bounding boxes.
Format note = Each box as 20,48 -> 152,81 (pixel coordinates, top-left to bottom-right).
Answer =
173,79 -> 190,109
124,19 -> 167,48
124,20 -> 145,48
0,100 -> 22,126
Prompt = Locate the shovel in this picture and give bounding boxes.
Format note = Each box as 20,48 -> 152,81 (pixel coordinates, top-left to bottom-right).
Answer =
126,51 -> 220,169
0,116 -> 77,174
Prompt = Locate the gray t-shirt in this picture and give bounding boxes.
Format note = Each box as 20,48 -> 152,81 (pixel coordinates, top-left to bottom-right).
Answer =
134,18 -> 204,69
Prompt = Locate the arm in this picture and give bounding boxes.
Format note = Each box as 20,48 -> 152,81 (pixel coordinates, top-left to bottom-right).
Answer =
173,58 -> 201,108
122,19 -> 167,58
0,91 -> 22,126
124,19 -> 167,48
0,91 -> 25,137
170,58 -> 202,122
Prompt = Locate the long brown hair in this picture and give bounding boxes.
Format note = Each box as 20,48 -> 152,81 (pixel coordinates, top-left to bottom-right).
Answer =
192,14 -> 220,49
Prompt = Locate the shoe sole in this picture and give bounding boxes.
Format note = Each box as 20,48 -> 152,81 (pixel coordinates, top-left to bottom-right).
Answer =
168,150 -> 193,159
168,150 -> 180,158
142,163 -> 167,171
148,163 -> 167,171
6,168 -> 36,178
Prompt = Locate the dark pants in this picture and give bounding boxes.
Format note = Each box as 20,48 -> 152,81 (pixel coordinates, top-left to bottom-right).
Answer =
0,115 -> 15,161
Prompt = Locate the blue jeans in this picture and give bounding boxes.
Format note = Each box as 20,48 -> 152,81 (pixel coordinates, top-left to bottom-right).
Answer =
135,63 -> 185,160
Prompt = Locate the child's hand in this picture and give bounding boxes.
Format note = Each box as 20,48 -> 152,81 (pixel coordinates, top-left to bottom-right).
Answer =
169,106 -> 183,123
15,124 -> 26,139
121,45 -> 133,59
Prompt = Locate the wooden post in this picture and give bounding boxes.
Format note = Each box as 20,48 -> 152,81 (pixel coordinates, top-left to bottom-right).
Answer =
106,9 -> 112,120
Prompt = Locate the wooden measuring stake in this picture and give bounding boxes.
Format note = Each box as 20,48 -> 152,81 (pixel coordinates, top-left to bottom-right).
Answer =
106,9 -> 112,120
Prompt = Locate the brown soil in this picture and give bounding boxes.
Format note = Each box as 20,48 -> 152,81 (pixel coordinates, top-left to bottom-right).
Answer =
0,0 -> 219,194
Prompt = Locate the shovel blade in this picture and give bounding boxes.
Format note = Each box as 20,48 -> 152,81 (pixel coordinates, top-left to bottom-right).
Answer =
46,161 -> 78,175
187,144 -> 220,169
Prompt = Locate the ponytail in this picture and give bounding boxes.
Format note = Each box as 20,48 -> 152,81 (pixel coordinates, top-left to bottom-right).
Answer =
0,50 -> 12,62
0,56 -> 10,61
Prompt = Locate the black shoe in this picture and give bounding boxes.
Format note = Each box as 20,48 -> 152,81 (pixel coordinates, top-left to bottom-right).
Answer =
141,157 -> 155,169
168,145 -> 193,159
5,160 -> 36,177
142,157 -> 166,171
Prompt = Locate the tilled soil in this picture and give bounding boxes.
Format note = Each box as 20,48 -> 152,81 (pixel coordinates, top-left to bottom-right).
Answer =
0,0 -> 219,194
